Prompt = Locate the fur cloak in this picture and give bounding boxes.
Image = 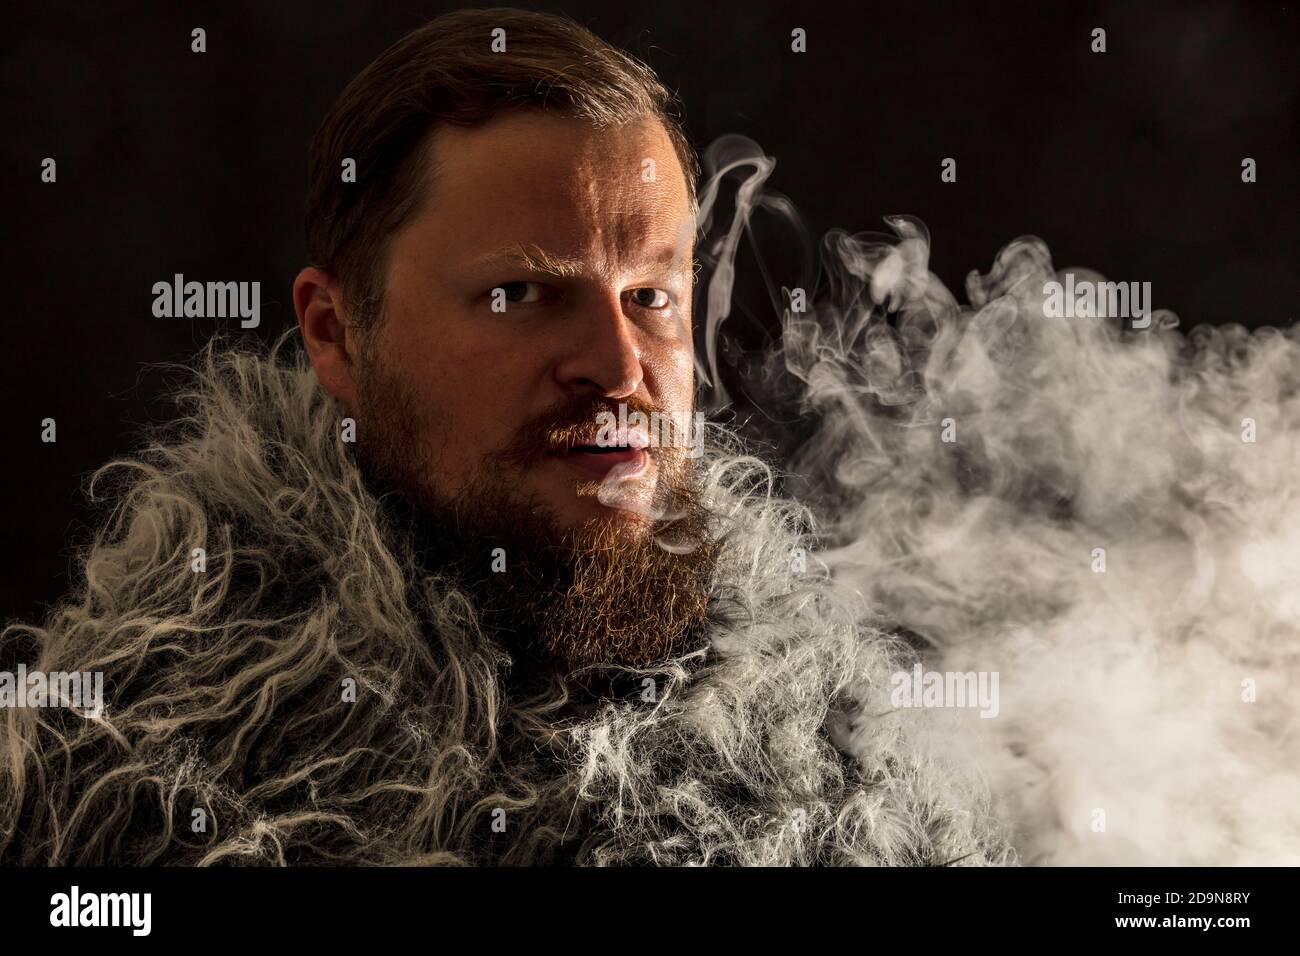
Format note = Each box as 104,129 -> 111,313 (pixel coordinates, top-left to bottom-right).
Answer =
0,339 -> 1012,866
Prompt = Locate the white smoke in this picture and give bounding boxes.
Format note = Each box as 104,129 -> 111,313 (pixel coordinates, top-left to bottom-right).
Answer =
694,135 -> 1300,865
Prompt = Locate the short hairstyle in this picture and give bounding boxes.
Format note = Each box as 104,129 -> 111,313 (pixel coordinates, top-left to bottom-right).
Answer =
304,7 -> 700,336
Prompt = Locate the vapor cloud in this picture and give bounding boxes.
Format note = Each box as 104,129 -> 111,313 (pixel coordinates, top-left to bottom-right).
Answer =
696,135 -> 1300,865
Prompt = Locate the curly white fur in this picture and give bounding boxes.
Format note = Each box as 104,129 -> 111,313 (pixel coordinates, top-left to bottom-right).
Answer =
0,336 -> 1010,866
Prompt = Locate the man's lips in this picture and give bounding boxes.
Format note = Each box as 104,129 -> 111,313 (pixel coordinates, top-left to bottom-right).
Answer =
550,446 -> 649,477
548,445 -> 649,478
540,421 -> 653,479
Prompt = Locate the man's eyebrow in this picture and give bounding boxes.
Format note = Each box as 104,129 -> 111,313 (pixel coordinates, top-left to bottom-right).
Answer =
474,242 -> 693,279
476,243 -> 587,278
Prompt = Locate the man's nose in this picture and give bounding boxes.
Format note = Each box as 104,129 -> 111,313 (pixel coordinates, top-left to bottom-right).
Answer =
553,293 -> 644,399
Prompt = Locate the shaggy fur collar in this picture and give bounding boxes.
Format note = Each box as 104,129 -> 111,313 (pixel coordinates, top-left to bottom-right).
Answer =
1,339 -> 1010,866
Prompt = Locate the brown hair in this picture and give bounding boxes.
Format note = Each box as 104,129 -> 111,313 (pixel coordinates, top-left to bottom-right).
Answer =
304,7 -> 699,335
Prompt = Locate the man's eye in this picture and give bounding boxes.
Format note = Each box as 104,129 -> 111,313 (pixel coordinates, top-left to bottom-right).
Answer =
627,288 -> 670,310
496,281 -> 543,304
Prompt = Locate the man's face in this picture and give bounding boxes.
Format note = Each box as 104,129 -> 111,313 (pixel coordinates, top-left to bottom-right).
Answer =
359,110 -> 697,536
329,110 -> 714,673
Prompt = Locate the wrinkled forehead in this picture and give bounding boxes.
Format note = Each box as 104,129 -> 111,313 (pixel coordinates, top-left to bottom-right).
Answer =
416,111 -> 696,275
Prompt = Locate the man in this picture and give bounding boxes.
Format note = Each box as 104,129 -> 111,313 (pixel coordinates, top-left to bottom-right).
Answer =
0,8 -> 1009,866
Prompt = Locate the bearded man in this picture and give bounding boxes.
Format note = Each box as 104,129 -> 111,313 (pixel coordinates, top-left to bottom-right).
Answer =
0,7 -> 1009,866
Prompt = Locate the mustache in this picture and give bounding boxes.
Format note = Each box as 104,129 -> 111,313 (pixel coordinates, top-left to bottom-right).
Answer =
493,395 -> 669,469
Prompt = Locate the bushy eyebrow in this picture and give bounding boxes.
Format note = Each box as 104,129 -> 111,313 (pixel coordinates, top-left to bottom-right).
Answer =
484,243 -> 586,278
474,241 -> 692,281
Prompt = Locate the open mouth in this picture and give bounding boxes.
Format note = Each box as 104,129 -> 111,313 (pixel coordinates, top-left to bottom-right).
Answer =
549,442 -> 649,478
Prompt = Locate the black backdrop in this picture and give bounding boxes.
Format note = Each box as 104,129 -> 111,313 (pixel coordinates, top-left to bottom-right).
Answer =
3,0 -> 1296,621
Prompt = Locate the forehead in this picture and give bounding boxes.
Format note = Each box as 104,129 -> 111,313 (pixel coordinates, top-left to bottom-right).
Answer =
410,111 -> 694,271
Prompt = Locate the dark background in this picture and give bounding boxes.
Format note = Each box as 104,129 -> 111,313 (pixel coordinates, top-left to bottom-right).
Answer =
3,0 -> 1296,622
